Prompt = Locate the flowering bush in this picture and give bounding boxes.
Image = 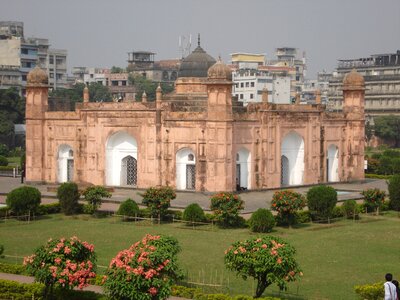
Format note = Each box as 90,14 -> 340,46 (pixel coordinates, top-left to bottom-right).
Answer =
224,236 -> 302,298
361,188 -> 386,214
103,234 -> 183,300
210,192 -> 244,227
23,236 -> 96,297
141,186 -> 176,219
271,190 -> 306,226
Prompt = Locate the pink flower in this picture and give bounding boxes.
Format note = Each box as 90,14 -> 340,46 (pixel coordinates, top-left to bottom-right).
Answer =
149,287 -> 158,296
54,257 -> 62,265
277,257 -> 282,264
64,246 -> 71,254
261,244 -> 267,249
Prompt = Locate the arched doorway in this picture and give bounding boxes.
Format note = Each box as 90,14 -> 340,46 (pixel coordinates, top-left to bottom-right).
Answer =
176,148 -> 196,190
57,144 -> 74,183
106,131 -> 138,186
281,131 -> 304,186
281,155 -> 289,186
327,144 -> 339,182
236,148 -> 251,190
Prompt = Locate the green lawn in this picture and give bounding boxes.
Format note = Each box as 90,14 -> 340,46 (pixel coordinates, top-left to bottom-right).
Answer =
6,157 -> 21,167
0,214 -> 399,299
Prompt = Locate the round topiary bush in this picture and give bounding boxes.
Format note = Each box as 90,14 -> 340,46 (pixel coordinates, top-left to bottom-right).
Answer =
248,208 -> 275,233
210,192 -> 244,227
6,186 -> 41,215
117,198 -> 139,219
341,199 -> 359,219
0,155 -> 8,166
306,185 -> 337,222
57,182 -> 80,215
388,174 -> 400,211
182,203 -> 205,223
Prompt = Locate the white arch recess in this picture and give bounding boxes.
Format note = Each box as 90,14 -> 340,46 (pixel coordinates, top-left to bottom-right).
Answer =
281,131 -> 305,186
176,148 -> 196,190
57,144 -> 74,183
327,144 -> 339,182
236,148 -> 251,190
106,131 -> 138,186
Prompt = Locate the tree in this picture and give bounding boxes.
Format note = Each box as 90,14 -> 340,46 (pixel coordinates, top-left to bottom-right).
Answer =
24,236 -> 96,297
388,174 -> 400,211
224,236 -> 302,298
103,234 -> 183,300
82,186 -> 111,214
49,82 -> 112,103
210,192 -> 244,227
57,182 -> 80,215
373,115 -> 400,147
129,74 -> 174,101
111,66 -> 125,73
307,186 -> 337,222
6,186 -> 41,215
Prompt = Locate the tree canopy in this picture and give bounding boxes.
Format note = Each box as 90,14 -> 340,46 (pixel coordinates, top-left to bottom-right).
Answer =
373,115 -> 400,147
129,74 -> 174,101
49,82 -> 112,103
0,88 -> 25,146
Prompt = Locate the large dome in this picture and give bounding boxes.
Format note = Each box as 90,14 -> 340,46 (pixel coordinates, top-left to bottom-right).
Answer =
208,58 -> 232,81
179,37 -> 216,78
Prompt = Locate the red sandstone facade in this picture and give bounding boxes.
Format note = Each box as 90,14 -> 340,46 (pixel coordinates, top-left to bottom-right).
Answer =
25,59 -> 365,192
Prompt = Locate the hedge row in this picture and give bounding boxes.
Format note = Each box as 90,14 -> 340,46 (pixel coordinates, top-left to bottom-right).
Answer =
354,282 -> 384,300
0,279 -> 44,300
365,173 -> 393,180
0,263 -> 27,275
0,203 -> 61,218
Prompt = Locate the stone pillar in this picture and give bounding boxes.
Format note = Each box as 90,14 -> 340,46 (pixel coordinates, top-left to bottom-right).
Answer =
83,85 -> 89,103
142,91 -> 147,103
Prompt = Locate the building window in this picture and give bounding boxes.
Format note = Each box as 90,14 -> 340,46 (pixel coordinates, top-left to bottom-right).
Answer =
240,82 -> 244,88
188,154 -> 194,161
240,94 -> 244,99
251,82 -> 255,87
250,94 -> 254,99
245,82 -> 249,87
112,81 -> 118,86
49,56 -> 54,64
49,73 -> 54,78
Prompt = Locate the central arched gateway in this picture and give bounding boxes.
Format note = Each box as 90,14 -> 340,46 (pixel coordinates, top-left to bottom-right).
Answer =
281,131 -> 304,186
176,148 -> 196,190
106,131 -> 138,186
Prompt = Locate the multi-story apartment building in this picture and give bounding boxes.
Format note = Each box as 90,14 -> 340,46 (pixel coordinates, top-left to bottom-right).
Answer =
328,50 -> 400,120
231,53 -> 291,105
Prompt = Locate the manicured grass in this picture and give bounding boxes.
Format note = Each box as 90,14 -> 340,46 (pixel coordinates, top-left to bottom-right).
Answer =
6,157 -> 21,167
1,214 -> 399,299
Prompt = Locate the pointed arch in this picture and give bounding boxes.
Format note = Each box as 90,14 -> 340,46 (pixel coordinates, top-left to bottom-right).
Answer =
327,144 -> 339,182
57,144 -> 74,183
236,148 -> 251,190
106,131 -> 138,186
281,131 -> 304,186
176,148 -> 196,190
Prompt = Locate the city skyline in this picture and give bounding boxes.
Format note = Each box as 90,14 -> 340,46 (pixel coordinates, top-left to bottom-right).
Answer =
1,0 -> 399,78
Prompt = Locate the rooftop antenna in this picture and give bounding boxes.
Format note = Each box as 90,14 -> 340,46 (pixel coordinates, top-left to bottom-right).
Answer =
198,33 -> 200,47
178,34 -> 192,59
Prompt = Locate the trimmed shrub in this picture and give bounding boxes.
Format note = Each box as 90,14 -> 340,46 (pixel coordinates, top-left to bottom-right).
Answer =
0,279 -> 44,300
0,262 -> 27,275
248,208 -> 275,233
271,190 -> 306,226
0,155 -> 8,166
141,186 -> 176,219
341,199 -> 359,219
295,210 -> 311,224
361,188 -> 386,214
210,192 -> 244,227
6,186 -> 41,215
0,144 -> 8,156
82,186 -> 111,214
354,282 -> 384,300
57,182 -> 80,215
117,198 -> 139,219
388,174 -> 400,211
331,206 -> 344,219
36,203 -> 62,215
306,186 -> 337,222
183,203 -> 206,223
24,236 -> 97,297
103,234 -> 183,300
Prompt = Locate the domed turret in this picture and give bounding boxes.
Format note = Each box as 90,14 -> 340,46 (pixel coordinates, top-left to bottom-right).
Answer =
207,58 -> 232,81
343,69 -> 365,90
27,66 -> 48,86
178,34 -> 216,78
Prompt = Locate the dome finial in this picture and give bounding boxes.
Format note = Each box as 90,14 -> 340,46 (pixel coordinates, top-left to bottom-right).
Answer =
198,33 -> 200,47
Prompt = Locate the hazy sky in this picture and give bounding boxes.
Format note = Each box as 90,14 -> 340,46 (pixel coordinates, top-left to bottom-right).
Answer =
1,0 -> 399,78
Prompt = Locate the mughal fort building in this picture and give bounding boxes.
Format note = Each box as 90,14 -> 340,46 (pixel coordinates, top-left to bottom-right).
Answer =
25,43 -> 365,192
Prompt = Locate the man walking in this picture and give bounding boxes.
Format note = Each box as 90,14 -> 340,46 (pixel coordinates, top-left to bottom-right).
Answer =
384,273 -> 397,300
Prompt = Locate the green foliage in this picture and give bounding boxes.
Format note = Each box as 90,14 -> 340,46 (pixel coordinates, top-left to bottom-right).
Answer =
0,279 -> 44,300
0,155 -> 7,166
331,206 -> 344,219
0,245 -> 3,258
294,211 -> 311,224
361,188 -> 386,213
374,115 -> 400,147
0,88 -> 24,147
36,203 -> 62,216
24,236 -> 97,297
354,282 -> 384,300
183,203 -> 206,223
341,200 -> 359,219
103,234 -> 183,300
57,182 -> 80,215
365,174 -> 393,180
50,82 -> 112,103
388,174 -> 400,211
224,236 -> 302,298
117,198 -> 139,218
141,186 -> 176,219
82,186 -> 111,214
129,74 -> 174,101
110,66 -> 125,73
0,144 -> 9,156
6,186 -> 41,215
248,209 -> 275,233
210,192 -> 244,227
306,186 -> 337,221
0,262 -> 27,275
271,190 -> 306,226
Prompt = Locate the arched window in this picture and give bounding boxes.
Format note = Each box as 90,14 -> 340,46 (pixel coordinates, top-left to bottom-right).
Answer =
281,131 -> 304,186
57,144 -> 74,183
176,148 -> 196,190
236,149 -> 251,190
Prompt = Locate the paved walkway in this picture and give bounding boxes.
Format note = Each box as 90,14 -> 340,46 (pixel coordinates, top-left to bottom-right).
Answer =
0,176 -> 388,214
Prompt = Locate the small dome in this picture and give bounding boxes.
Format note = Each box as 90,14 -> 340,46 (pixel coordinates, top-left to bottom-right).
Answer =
207,58 -> 232,80
27,66 -> 48,86
343,69 -> 364,88
179,36 -> 216,78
